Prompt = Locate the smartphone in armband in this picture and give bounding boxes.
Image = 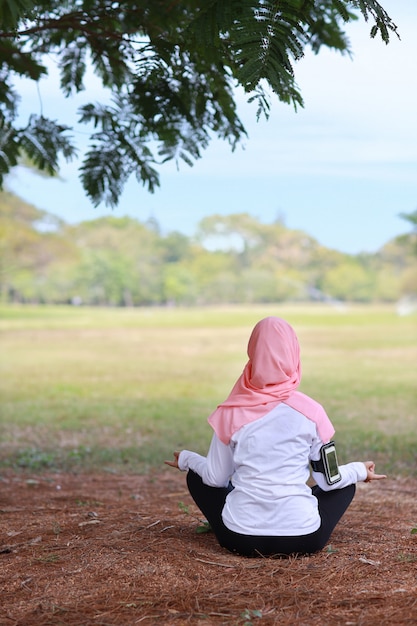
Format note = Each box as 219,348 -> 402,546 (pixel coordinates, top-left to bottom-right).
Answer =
311,441 -> 342,485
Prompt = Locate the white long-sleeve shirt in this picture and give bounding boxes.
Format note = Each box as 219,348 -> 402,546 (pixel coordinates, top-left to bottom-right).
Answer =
178,403 -> 367,536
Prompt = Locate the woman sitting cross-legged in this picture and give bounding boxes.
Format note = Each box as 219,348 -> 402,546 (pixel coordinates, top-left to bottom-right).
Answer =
165,316 -> 386,557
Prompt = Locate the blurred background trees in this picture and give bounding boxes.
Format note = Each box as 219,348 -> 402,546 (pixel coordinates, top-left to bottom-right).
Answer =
1,190 -> 415,306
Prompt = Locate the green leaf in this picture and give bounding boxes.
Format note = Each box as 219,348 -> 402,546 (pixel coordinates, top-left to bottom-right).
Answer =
196,521 -> 212,534
0,0 -> 34,29
18,115 -> 77,175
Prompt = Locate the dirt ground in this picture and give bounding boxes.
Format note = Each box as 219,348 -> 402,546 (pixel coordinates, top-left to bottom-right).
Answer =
0,470 -> 416,626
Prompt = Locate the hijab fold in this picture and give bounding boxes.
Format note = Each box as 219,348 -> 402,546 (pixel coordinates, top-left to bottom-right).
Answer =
208,317 -> 335,444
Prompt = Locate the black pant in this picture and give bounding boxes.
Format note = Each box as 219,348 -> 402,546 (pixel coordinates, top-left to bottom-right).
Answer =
186,470 -> 356,557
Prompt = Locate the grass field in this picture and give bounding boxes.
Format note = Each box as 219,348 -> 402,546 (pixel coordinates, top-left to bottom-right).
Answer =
1,303 -> 416,476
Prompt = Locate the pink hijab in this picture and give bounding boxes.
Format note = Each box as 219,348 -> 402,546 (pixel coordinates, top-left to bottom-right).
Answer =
208,317 -> 335,444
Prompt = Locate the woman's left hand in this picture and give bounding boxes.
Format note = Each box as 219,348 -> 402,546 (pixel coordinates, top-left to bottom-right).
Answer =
363,461 -> 387,482
164,451 -> 181,469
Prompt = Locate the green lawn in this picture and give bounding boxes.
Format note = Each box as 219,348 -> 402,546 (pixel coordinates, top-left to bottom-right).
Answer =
1,303 -> 416,475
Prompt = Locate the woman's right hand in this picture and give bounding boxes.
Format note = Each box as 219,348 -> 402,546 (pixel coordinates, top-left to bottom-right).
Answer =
363,461 -> 386,482
164,451 -> 181,469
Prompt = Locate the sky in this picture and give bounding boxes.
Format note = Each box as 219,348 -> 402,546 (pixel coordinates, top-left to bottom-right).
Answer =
6,0 -> 417,255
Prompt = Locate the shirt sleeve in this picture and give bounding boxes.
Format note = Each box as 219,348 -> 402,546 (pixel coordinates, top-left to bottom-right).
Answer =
178,433 -> 235,488
312,461 -> 367,491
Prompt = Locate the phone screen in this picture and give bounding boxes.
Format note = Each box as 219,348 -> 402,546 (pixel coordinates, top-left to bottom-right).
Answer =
323,445 -> 341,483
326,448 -> 339,478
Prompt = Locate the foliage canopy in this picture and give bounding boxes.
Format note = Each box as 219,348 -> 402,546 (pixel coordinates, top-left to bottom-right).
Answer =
0,1 -> 398,206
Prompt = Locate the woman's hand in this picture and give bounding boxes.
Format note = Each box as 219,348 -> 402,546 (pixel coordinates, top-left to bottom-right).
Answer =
363,461 -> 386,482
164,451 -> 181,469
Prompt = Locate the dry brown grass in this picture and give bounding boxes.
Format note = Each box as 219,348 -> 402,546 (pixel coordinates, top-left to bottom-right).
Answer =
1,471 -> 416,625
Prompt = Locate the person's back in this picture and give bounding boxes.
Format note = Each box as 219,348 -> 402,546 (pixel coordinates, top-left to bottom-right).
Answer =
224,403 -> 321,536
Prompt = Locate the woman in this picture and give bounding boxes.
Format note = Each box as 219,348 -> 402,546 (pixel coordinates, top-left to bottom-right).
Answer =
165,316 -> 386,557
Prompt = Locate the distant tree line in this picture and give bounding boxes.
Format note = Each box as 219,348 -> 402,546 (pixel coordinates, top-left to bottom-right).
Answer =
1,191 -> 416,306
